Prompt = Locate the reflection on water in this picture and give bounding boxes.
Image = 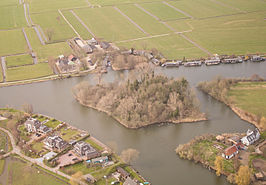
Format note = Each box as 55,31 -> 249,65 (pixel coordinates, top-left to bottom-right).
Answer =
0,62 -> 266,185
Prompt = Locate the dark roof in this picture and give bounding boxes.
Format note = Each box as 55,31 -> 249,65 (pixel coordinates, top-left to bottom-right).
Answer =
123,177 -> 137,185
117,167 -> 129,177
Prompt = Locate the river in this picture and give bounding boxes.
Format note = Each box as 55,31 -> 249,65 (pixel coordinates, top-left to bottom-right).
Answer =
0,62 -> 265,185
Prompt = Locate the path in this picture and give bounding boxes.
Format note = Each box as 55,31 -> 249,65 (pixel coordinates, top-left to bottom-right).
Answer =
58,9 -> 81,38
162,1 -> 194,19
23,3 -> 30,27
113,6 -> 149,36
134,4 -> 160,21
38,25 -> 48,42
70,10 -> 95,38
1,57 -> 6,83
22,28 -> 32,51
27,4 -> 34,25
33,26 -> 45,45
0,127 -> 86,185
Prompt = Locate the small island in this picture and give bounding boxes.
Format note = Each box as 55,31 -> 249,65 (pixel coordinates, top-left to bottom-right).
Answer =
72,72 -> 206,129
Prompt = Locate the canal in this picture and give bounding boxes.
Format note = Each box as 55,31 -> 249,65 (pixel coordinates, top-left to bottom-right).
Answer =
0,62 -> 265,185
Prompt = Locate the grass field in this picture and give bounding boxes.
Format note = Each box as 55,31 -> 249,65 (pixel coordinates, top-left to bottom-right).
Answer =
139,2 -> 187,21
6,55 -> 33,68
117,34 -> 207,59
74,7 -> 146,41
31,12 -> 76,42
228,82 -> 266,117
6,63 -> 53,82
0,130 -> 8,152
59,127 -> 80,141
0,0 -> 18,7
0,29 -> 28,56
87,0 -> 161,6
0,5 -> 27,29
0,65 -> 3,82
117,4 -> 171,35
25,28 -> 71,61
6,157 -> 67,185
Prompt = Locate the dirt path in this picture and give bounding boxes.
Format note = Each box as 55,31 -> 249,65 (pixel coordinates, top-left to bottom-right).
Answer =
70,10 -> 95,38
1,57 -> 7,83
37,25 -> 48,42
22,28 -> 33,51
27,4 -> 34,25
135,3 -> 160,21
33,26 -> 45,45
113,6 -> 149,36
23,3 -> 30,27
162,1 -> 194,19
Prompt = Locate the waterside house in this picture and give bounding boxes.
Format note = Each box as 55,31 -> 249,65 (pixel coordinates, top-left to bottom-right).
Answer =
117,167 -> 130,180
44,135 -> 68,151
24,118 -> 51,134
74,141 -> 100,159
241,129 -> 260,146
222,145 -> 238,159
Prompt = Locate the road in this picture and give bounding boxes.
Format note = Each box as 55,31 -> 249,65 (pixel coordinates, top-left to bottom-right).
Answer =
162,1 -> 194,19
1,57 -> 6,83
0,127 -> 86,185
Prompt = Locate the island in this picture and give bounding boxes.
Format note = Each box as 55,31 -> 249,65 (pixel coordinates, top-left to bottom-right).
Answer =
72,72 -> 206,129
0,108 -> 148,185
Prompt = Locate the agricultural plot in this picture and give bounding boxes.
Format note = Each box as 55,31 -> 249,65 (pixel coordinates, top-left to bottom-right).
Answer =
117,4 -> 171,35
6,63 -> 53,82
87,0 -> 161,6
183,12 -> 266,55
29,0 -> 87,13
74,7 -> 145,41
0,5 -> 27,29
31,12 -> 76,43
216,0 -> 266,12
0,0 -> 18,7
117,34 -> 207,59
139,2 -> 187,21
25,28 -> 71,61
168,0 -> 240,19
0,29 -> 28,56
167,20 -> 193,32
62,10 -> 93,40
6,54 -> 33,68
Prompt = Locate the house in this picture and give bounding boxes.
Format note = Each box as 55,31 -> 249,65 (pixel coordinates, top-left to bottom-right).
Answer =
241,128 -> 260,146
123,177 -> 137,185
91,156 -> 108,164
87,38 -> 98,45
24,118 -> 42,133
45,136 -> 68,151
38,125 -> 52,134
82,45 -> 93,54
117,167 -> 129,180
68,55 -> 77,62
74,141 -> 99,159
222,145 -> 238,159
100,41 -> 110,49
74,38 -> 86,48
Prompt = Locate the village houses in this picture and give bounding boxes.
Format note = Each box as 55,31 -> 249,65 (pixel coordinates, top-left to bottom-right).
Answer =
44,135 -> 68,151
24,117 -> 51,134
74,141 -> 100,159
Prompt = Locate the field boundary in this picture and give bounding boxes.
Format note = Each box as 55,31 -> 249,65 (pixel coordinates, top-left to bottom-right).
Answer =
162,1 -> 194,19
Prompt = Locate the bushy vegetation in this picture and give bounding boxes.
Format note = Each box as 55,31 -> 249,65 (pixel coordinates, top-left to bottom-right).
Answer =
73,72 -> 204,128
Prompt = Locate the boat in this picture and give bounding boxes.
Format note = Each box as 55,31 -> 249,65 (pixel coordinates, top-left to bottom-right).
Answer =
184,61 -> 202,67
161,60 -> 182,67
205,59 -> 220,66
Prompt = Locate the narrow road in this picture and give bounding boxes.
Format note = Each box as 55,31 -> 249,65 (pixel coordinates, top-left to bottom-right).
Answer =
23,3 -> 30,26
134,4 -> 160,21
113,6 -> 149,36
22,28 -> 33,51
33,26 -> 45,45
58,9 -> 81,38
1,57 -> 7,83
38,25 -> 48,42
162,1 -> 194,19
70,10 -> 95,38
0,127 -> 86,185
27,4 -> 34,25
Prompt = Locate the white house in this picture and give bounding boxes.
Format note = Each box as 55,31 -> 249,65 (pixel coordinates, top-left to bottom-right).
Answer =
241,128 -> 260,146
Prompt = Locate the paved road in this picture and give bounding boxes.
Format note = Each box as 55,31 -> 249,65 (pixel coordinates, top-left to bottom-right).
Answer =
0,127 -> 86,185
113,6 -> 149,36
1,57 -> 6,83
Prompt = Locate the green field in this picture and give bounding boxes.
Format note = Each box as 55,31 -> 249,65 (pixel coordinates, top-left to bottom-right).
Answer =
228,82 -> 266,118
139,2 -> 187,20
117,34 -> 207,59
117,4 -> 171,35
74,7 -> 146,41
0,0 -> 18,7
31,12 -> 76,42
0,65 -> 3,82
87,0 -> 161,6
6,63 -> 53,82
0,29 -> 27,56
6,55 -> 33,68
0,5 -> 27,29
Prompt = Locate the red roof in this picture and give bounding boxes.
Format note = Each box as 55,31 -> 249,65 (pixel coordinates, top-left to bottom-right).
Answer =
224,145 -> 238,156
68,55 -> 75,60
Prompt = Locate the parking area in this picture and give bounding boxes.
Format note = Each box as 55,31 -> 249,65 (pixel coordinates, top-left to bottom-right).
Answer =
57,150 -> 81,168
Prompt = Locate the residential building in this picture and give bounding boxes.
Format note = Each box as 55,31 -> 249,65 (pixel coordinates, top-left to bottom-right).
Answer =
222,145 -> 238,159
45,136 -> 68,151
123,177 -> 137,185
241,128 -> 260,146
91,156 -> 108,164
74,141 -> 99,159
117,167 -> 129,180
38,125 -> 52,134
24,118 -> 41,133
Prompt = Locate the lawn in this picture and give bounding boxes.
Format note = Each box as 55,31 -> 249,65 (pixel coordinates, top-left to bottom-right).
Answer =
60,162 -> 102,175
6,55 -> 33,68
117,4 -> 171,35
228,82 -> 266,117
117,34 -> 207,59
168,0 -> 240,19
6,63 -> 53,82
139,2 -> 187,21
32,142 -> 45,153
31,11 -> 76,43
6,156 -> 67,185
0,29 -> 28,56
44,119 -> 61,129
84,137 -> 103,151
25,28 -> 72,61
74,7 -> 145,41
59,127 -> 80,141
183,12 -> 266,55
0,5 -> 27,29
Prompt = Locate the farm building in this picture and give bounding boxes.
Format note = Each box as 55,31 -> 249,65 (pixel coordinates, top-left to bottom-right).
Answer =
222,145 -> 238,159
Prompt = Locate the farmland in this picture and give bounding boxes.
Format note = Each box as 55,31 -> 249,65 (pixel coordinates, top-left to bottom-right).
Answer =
0,0 -> 265,83
6,55 -> 33,68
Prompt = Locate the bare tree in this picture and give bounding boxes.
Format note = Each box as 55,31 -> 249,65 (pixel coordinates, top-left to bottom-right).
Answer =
48,56 -> 56,73
22,103 -> 33,115
120,148 -> 140,164
46,28 -> 55,42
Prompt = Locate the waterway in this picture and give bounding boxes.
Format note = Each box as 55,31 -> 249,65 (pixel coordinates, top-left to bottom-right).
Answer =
0,62 -> 266,185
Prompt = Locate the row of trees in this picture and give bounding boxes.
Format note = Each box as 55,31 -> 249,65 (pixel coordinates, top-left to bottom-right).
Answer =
73,72 -> 202,128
